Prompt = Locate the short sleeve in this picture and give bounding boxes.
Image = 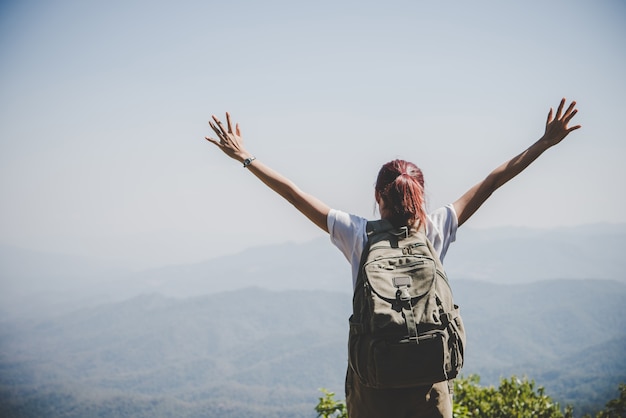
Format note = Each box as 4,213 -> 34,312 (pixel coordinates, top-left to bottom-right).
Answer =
327,209 -> 368,288
328,205 -> 459,290
426,204 -> 458,262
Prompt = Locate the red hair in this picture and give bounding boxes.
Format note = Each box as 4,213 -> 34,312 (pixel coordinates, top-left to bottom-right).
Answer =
375,160 -> 426,229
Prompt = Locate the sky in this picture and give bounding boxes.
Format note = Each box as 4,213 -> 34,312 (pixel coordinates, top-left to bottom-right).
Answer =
0,0 -> 624,269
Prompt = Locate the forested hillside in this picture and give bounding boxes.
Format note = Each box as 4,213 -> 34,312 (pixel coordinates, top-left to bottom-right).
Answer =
1,280 -> 624,417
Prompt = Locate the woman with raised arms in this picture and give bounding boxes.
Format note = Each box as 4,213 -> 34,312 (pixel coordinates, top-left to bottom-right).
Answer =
204,99 -> 581,418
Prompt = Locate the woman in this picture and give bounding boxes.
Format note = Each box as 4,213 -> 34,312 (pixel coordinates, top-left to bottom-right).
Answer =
205,99 -> 581,417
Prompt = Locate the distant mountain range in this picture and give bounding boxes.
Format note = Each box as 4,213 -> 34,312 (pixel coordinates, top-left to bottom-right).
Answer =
0,223 -> 624,417
1,223 -> 624,317
1,282 -> 624,418
444,223 -> 626,282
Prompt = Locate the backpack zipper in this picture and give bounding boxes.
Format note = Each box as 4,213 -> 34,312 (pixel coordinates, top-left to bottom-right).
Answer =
368,243 -> 427,259
365,258 -> 427,272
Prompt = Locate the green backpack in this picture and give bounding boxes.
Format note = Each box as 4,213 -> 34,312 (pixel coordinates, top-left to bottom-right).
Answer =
348,219 -> 466,388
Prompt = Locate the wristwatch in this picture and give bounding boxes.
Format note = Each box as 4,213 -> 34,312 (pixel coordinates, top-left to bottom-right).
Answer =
243,156 -> 256,168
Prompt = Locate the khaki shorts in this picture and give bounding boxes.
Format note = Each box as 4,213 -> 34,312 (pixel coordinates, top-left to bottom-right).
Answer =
345,366 -> 453,418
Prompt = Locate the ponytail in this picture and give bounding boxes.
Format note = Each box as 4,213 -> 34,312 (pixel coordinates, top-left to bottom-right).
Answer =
375,160 -> 427,229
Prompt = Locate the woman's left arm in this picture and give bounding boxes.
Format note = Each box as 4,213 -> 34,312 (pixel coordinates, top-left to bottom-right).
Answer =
453,98 -> 582,227
205,112 -> 331,233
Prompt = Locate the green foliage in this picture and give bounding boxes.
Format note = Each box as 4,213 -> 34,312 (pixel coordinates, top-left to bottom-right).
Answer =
453,375 -> 571,418
315,389 -> 347,418
315,376 -> 595,418
583,383 -> 626,418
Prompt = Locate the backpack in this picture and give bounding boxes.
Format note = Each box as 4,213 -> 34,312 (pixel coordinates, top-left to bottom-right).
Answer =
348,219 -> 466,388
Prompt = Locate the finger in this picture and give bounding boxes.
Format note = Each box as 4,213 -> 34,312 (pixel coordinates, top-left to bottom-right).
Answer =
566,124 -> 582,133
563,100 -> 577,118
555,98 -> 566,120
546,108 -> 554,125
204,136 -> 220,146
212,115 -> 228,135
563,108 -> 578,125
208,121 -> 222,137
226,112 -> 233,133
236,122 -> 241,137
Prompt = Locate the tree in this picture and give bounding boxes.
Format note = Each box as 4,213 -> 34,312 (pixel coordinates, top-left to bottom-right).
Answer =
316,375 -> 575,418
315,389 -> 347,418
453,375 -> 572,418
315,376 -> 626,417
585,384 -> 626,418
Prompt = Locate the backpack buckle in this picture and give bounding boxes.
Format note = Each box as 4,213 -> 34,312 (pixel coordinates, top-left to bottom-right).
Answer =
393,276 -> 412,301
398,226 -> 409,239
397,287 -> 411,302
393,276 -> 411,288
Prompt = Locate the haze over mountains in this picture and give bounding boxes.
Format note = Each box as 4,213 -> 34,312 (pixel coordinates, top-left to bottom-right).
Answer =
0,223 -> 625,417
1,282 -> 625,417
1,223 -> 624,316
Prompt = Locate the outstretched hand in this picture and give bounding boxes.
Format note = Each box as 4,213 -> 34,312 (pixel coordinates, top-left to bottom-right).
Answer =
453,98 -> 582,227
542,98 -> 582,146
203,111 -> 331,232
205,112 -> 251,163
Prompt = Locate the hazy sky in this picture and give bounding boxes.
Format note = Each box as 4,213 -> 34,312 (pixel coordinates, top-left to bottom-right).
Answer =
1,0 -> 624,269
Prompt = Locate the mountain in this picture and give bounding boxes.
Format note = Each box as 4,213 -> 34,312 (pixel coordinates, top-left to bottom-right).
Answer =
126,223 -> 626,299
1,223 -> 624,318
444,223 -> 626,282
0,223 -> 624,415
0,289 -> 351,418
452,279 -> 626,416
0,244 -> 134,317
1,280 -> 625,418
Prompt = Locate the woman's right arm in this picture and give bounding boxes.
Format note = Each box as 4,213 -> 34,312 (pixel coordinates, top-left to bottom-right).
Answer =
205,112 -> 330,233
452,98 -> 581,227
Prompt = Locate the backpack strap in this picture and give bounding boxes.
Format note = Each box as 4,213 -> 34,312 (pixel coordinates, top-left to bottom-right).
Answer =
354,220 -> 400,289
357,220 -> 422,344
366,219 -> 409,239
357,219 -> 417,289
397,281 -> 420,344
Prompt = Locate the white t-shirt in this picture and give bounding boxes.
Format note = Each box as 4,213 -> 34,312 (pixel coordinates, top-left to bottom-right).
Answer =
327,204 -> 458,289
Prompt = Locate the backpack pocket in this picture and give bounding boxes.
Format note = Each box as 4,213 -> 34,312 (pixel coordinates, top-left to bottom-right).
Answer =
375,330 -> 450,388
349,318 -> 464,389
